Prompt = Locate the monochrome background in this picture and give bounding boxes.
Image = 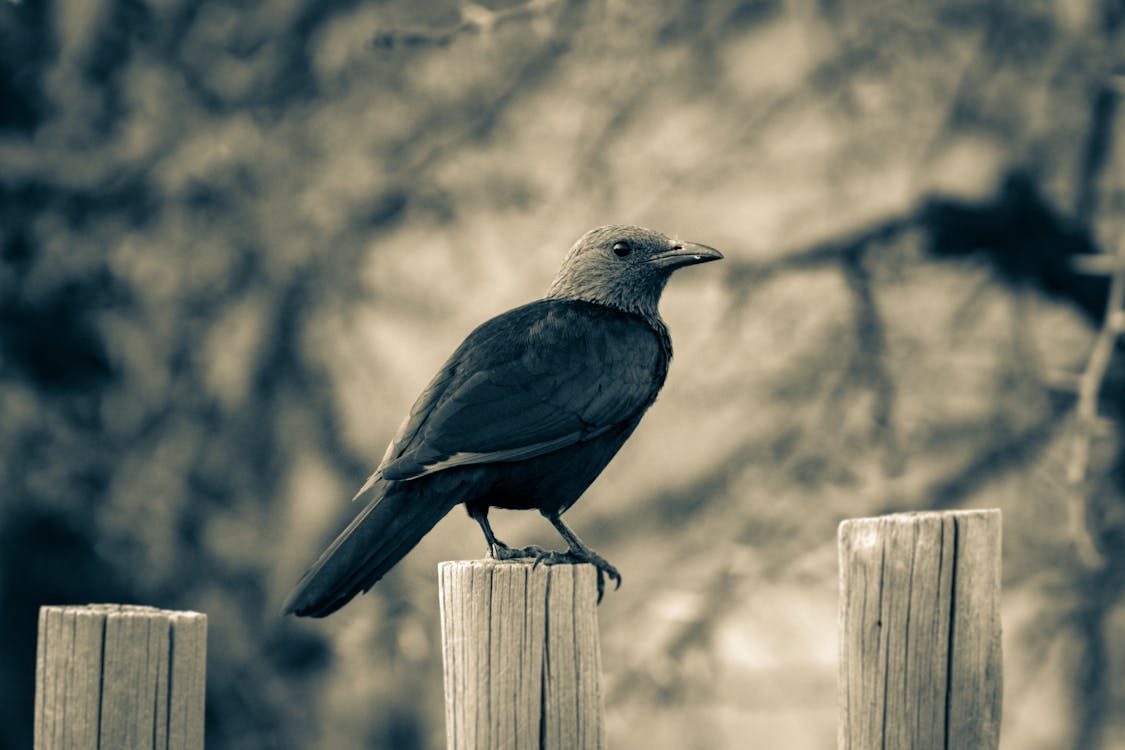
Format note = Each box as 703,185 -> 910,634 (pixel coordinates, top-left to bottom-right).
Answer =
1,0 -> 1123,747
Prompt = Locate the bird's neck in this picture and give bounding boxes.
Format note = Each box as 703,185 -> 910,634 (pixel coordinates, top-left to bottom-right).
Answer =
546,275 -> 669,328
545,285 -> 672,357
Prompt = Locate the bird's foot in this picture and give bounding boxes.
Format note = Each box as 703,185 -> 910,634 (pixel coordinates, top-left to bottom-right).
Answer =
489,542 -> 553,561
530,548 -> 621,604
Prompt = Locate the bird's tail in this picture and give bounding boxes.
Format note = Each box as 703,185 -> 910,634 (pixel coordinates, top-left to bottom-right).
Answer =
282,479 -> 458,617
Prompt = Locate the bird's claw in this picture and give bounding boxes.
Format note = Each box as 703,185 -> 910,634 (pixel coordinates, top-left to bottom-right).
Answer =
527,548 -> 621,604
585,553 -> 621,605
489,543 -> 553,561
528,549 -> 569,569
490,543 -> 621,603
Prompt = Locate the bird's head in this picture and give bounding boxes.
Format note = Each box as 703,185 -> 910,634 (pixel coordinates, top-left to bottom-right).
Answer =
545,225 -> 723,321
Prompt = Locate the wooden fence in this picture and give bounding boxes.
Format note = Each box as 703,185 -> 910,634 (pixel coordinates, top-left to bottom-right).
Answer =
837,509 -> 1002,749
35,604 -> 206,749
33,509 -> 1001,749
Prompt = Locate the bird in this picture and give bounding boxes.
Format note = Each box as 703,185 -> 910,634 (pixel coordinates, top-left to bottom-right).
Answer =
283,225 -> 722,617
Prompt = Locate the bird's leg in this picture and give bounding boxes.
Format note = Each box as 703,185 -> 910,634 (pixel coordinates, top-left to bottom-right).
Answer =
538,512 -> 622,603
468,505 -> 520,560
467,505 -> 552,561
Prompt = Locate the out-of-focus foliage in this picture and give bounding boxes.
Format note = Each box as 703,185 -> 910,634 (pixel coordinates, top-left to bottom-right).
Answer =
1,0 -> 1124,748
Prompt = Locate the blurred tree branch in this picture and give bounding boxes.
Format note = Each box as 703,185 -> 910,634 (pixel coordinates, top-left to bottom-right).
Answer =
371,0 -> 560,49
1064,239 -> 1124,568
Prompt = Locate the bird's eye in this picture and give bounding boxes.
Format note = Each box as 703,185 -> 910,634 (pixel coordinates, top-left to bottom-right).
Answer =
612,241 -> 632,258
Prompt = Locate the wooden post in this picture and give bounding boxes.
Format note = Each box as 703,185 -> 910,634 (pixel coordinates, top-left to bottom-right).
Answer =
438,560 -> 604,750
838,509 -> 1002,749
35,604 -> 207,750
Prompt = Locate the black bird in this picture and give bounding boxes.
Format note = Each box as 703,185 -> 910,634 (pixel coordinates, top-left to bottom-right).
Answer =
283,225 -> 722,617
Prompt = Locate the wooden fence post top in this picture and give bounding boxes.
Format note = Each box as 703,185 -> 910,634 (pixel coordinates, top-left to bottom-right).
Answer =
438,558 -> 600,574
40,603 -> 206,618
837,508 -> 1002,750
839,507 -> 1001,530
36,603 -> 207,750
438,559 -> 604,750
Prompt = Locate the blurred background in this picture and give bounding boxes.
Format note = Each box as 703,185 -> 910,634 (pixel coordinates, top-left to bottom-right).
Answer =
1,0 -> 1124,747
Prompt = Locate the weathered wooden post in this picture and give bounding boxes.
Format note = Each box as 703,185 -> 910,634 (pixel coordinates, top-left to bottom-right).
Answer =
35,604 -> 207,750
837,509 -> 1002,749
438,560 -> 604,750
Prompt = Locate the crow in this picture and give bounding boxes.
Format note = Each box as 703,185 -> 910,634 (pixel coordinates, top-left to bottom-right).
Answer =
283,225 -> 722,616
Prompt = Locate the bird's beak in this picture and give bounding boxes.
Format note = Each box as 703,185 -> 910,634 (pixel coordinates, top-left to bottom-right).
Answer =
647,242 -> 724,269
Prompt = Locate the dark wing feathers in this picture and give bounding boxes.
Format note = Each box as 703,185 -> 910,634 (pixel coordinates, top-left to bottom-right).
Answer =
372,300 -> 664,484
284,475 -> 463,616
288,300 -> 668,615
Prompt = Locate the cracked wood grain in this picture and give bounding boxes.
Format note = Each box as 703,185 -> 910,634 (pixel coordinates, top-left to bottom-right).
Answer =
35,604 -> 206,750
439,560 -> 604,750
838,510 -> 1002,750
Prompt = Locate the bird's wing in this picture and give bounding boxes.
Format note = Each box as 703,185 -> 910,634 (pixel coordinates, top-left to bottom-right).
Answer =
358,301 -> 662,490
